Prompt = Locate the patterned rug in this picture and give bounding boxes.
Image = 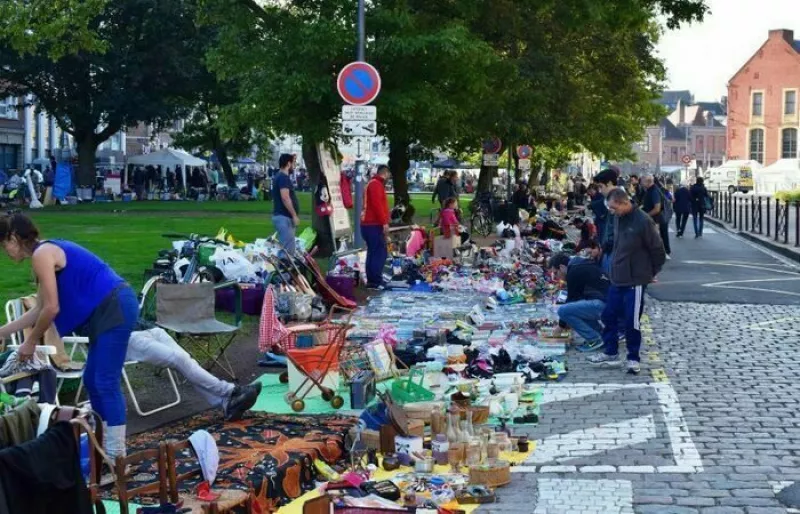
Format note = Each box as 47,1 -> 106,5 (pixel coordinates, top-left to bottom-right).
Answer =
105,411 -> 356,512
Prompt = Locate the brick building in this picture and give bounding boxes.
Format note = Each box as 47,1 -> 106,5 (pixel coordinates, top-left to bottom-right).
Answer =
0,96 -> 24,174
727,29 -> 800,166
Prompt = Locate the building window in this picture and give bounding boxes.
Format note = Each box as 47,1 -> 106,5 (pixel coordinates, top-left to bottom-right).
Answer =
0,97 -> 19,120
752,92 -> 763,117
719,136 -> 726,152
640,135 -> 651,152
786,91 -> 797,115
696,135 -> 704,154
782,128 -> 797,159
670,147 -> 678,163
749,128 -> 764,163
709,136 -> 715,154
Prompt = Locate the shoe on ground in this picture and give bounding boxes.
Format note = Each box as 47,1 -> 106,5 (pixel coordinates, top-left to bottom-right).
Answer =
627,360 -> 641,375
617,333 -> 626,344
577,339 -> 604,353
665,254 -> 671,260
694,234 -> 700,238
366,283 -> 387,291
588,353 -> 622,367
225,382 -> 263,421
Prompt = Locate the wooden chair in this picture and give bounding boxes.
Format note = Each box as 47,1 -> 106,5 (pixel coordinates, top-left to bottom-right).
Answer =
115,442 -> 169,514
166,439 -> 251,513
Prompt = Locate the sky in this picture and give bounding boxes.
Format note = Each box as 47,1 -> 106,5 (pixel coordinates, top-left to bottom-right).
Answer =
657,0 -> 800,102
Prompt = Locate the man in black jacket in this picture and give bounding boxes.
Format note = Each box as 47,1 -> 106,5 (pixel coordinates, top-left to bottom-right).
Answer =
549,247 -> 609,352
589,188 -> 666,374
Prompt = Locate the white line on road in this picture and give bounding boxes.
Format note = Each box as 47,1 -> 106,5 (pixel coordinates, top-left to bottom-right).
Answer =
534,479 -> 634,514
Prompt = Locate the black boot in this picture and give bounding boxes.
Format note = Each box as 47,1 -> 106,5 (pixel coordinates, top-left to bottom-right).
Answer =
224,382 -> 263,421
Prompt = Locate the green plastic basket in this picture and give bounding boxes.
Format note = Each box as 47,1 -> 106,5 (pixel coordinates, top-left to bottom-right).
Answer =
391,367 -> 435,404
197,243 -> 218,267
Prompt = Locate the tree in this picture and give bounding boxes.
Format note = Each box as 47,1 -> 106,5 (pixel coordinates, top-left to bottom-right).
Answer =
0,0 -> 207,185
172,78 -> 268,187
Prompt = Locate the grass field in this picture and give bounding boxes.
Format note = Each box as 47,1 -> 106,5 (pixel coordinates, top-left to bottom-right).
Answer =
0,192 -> 472,301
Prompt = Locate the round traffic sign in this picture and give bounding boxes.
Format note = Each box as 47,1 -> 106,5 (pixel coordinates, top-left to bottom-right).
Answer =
517,145 -> 533,159
682,155 -> 691,165
482,137 -> 502,155
337,61 -> 382,106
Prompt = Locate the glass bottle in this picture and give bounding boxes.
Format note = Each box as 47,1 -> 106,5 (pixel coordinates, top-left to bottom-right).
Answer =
446,411 -> 460,443
459,420 -> 471,443
464,410 -> 475,438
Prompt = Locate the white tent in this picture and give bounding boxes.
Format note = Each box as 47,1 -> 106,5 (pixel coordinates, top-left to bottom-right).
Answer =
755,159 -> 800,194
126,148 -> 207,191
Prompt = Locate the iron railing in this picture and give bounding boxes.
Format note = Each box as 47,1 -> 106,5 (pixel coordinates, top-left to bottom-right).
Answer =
710,192 -> 800,248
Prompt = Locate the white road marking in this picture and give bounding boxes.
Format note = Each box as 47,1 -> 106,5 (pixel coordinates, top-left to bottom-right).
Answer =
684,261 -> 800,275
514,383 -> 703,473
534,479 -> 634,514
527,415 -> 656,464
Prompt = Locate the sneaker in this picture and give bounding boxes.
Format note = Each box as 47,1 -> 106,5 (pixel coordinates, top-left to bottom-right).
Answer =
224,382 -> 263,421
366,283 -> 387,291
577,339 -> 604,352
627,360 -> 641,375
588,353 -> 622,367
665,254 -> 671,260
617,333 -> 626,344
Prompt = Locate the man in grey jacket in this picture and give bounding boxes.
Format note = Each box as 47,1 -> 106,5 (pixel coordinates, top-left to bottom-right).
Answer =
589,188 -> 666,374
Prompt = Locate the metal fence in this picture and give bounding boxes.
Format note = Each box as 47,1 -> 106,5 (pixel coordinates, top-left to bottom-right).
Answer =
710,192 -> 800,247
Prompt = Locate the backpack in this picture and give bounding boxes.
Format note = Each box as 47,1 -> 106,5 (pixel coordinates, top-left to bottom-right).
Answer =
660,188 -> 673,222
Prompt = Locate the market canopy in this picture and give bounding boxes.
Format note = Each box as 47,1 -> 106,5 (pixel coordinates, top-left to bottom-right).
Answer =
755,159 -> 800,193
432,158 -> 478,169
127,148 -> 207,168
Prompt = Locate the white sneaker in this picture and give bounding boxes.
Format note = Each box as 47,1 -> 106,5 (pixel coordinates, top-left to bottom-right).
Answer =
627,360 -> 641,375
588,353 -> 622,367
666,254 -> 672,260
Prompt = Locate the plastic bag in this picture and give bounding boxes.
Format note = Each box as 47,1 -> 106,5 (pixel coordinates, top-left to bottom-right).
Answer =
210,248 -> 257,281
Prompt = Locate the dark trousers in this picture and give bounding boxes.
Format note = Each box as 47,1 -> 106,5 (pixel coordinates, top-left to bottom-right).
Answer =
692,210 -> 705,236
361,225 -> 387,286
7,368 -> 57,403
658,219 -> 671,254
675,212 -> 689,235
601,284 -> 646,362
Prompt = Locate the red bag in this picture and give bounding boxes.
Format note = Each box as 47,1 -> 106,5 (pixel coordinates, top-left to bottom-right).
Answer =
341,172 -> 354,209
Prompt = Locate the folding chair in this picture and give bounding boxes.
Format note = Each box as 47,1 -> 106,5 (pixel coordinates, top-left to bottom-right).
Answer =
5,296 -> 182,416
156,281 -> 242,380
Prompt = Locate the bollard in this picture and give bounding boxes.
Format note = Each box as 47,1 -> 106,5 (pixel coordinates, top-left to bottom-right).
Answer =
784,201 -> 790,245
766,197 -> 771,237
733,196 -> 737,228
745,197 -> 750,232
757,196 -> 763,234
796,203 -> 799,247
776,199 -> 781,242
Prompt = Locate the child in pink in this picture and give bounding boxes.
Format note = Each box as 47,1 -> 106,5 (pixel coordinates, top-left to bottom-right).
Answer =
439,197 -> 460,238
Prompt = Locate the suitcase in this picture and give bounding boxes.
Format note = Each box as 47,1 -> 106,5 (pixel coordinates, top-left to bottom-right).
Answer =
326,274 -> 356,301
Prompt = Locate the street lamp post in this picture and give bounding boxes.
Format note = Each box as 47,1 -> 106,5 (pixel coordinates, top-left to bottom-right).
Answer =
352,0 -> 367,247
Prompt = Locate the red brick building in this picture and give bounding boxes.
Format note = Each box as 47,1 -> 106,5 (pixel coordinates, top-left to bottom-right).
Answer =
727,29 -> 800,166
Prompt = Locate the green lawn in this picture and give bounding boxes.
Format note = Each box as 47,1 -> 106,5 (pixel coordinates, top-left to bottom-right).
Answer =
0,192 -> 472,301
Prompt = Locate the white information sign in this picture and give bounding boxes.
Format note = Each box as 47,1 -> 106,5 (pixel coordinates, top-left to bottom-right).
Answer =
519,158 -> 531,170
341,120 -> 377,137
342,105 -> 377,121
483,153 -> 499,166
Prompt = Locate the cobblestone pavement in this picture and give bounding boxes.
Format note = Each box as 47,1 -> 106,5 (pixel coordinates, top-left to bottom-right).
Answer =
482,300 -> 800,513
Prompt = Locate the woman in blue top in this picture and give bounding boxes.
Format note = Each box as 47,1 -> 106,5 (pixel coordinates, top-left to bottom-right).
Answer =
0,213 -> 138,458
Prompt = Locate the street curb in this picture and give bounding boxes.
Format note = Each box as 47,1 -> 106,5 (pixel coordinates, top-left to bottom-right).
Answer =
706,217 -> 800,264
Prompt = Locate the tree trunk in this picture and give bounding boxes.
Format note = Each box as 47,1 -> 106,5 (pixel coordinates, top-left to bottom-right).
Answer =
217,147 -> 237,187
302,139 -> 334,257
528,167 -> 541,186
75,133 -> 98,188
388,140 -> 413,223
477,164 -> 496,193
513,153 -> 521,182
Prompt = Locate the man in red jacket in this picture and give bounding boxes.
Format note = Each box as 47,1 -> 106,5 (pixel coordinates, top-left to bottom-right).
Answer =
361,165 -> 391,289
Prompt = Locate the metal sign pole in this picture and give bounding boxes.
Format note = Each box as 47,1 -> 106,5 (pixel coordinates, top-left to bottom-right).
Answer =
353,0 -> 366,248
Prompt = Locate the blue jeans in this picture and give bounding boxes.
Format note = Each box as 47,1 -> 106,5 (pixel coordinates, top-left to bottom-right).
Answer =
558,300 -> 605,342
601,284 -> 646,362
83,287 -> 139,427
361,224 -> 387,286
272,215 -> 296,254
692,210 -> 705,236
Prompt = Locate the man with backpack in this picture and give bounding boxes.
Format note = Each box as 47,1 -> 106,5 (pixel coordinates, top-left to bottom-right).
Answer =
641,174 -> 671,258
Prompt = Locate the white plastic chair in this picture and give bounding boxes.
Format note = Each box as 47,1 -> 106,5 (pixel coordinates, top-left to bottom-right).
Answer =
4,297 -> 181,416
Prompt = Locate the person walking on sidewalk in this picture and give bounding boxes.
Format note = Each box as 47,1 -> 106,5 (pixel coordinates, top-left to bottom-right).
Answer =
362,165 -> 391,289
589,188 -> 666,375
690,177 -> 711,238
549,246 -> 610,352
641,174 -> 671,258
272,154 -> 300,254
673,182 -> 691,237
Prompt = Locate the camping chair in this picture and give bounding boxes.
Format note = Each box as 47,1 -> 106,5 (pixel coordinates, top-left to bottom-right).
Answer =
5,298 -> 84,405
156,281 -> 242,380
5,296 -> 182,416
166,439 -> 252,513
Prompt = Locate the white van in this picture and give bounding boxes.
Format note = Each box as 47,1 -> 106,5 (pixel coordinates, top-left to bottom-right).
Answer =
705,160 -> 761,193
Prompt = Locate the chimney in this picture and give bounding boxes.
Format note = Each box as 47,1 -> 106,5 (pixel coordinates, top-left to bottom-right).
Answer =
678,99 -> 686,126
768,29 -> 794,45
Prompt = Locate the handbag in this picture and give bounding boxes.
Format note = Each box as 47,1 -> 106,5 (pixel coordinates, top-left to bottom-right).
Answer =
703,196 -> 713,212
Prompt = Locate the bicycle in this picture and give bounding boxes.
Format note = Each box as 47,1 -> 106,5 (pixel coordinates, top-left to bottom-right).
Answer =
469,192 -> 496,237
139,233 -> 228,321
